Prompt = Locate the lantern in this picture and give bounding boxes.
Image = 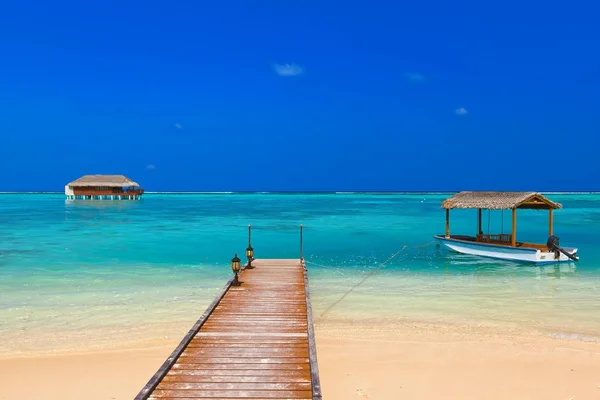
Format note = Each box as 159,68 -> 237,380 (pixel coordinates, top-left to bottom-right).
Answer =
246,245 -> 254,268
231,253 -> 241,285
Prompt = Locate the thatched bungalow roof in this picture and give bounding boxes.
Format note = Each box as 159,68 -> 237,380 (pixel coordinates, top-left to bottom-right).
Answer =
67,175 -> 140,187
441,191 -> 562,210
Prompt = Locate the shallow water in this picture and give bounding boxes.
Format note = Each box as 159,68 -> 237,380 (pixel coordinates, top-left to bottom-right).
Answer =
1,193 -> 599,356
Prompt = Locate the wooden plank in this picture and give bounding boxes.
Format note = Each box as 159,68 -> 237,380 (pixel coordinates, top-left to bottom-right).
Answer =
205,317 -> 308,322
188,338 -> 308,349
176,357 -> 310,364
218,300 -> 306,304
212,311 -> 308,315
215,304 -> 307,308
171,363 -> 310,371
198,330 -> 307,335
187,342 -> 308,347
201,323 -> 308,329
186,342 -> 308,348
222,289 -> 305,292
181,351 -> 310,359
202,320 -> 308,326
221,301 -> 307,304
182,348 -> 309,356
222,293 -> 306,296
155,382 -> 312,391
162,375 -> 311,383
166,369 -> 311,377
149,389 -> 312,398
212,311 -> 308,316
195,332 -> 307,338
214,307 -> 307,312
188,338 -> 308,344
215,301 -> 307,306
199,327 -> 307,333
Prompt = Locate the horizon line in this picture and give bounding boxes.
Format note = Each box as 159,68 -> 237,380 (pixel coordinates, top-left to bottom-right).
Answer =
1,191 -> 600,195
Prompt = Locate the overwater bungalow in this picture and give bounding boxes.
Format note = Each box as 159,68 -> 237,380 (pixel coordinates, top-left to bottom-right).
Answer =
65,175 -> 144,200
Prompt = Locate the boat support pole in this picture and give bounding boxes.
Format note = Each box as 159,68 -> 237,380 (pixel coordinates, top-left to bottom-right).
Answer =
511,208 -> 517,247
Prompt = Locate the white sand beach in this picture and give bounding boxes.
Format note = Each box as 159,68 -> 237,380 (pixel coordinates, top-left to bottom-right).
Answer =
1,320 -> 598,399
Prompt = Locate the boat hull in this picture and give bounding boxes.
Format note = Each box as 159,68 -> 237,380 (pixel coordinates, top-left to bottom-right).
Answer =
434,235 -> 578,264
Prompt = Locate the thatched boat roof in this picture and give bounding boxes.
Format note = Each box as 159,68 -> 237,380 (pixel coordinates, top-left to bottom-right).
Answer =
67,175 -> 140,187
441,191 -> 562,210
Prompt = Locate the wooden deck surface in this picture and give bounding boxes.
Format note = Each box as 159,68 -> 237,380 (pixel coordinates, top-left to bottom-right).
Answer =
136,258 -> 321,400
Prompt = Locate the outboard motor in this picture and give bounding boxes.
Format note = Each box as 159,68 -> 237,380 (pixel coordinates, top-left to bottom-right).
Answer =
547,235 -> 578,262
547,235 -> 560,253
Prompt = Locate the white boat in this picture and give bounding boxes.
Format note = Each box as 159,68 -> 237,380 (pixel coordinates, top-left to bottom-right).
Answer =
434,191 -> 579,264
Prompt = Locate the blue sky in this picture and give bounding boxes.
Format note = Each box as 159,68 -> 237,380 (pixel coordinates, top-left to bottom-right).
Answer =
0,0 -> 598,191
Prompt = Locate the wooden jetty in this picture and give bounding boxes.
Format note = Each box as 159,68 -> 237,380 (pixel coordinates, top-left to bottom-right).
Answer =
135,226 -> 322,399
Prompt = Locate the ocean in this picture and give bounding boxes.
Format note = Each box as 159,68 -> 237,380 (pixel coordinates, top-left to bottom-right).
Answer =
1,193 -> 599,357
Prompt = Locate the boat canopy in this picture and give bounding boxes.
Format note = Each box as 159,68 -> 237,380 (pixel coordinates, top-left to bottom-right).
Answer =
441,191 -> 562,210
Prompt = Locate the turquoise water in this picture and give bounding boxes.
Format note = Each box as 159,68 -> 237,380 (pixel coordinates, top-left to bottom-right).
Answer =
1,193 -> 599,356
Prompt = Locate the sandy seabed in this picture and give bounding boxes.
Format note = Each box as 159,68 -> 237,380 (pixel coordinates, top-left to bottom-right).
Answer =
0,320 -> 598,400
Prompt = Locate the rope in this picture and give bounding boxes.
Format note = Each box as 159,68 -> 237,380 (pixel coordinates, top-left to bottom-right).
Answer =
306,240 -> 435,319
304,260 -> 337,269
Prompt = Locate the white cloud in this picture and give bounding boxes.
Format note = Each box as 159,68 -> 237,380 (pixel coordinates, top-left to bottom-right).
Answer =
455,107 -> 468,116
174,123 -> 182,129
405,72 -> 424,82
274,63 -> 304,77
147,164 -> 156,169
